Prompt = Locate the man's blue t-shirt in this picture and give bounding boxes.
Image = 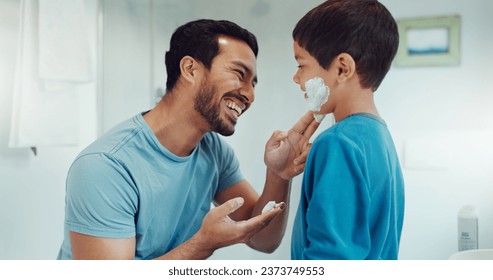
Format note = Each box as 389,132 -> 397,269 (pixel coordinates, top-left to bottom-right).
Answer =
291,114 -> 405,259
57,113 -> 243,259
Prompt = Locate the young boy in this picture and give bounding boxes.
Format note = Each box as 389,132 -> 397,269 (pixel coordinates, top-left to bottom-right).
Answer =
290,0 -> 405,259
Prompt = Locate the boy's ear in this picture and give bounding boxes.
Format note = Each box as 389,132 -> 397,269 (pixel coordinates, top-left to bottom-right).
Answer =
335,53 -> 356,83
179,56 -> 202,84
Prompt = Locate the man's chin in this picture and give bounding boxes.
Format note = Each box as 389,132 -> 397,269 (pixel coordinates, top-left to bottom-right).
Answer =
216,127 -> 235,136
216,123 -> 235,136
212,117 -> 236,136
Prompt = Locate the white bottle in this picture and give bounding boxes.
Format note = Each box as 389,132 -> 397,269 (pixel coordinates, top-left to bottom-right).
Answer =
457,205 -> 479,251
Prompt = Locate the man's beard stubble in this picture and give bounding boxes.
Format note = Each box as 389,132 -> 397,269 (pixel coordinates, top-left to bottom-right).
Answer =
194,82 -> 235,136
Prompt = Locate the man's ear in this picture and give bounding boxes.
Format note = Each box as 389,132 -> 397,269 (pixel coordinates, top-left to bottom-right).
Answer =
335,53 -> 356,83
179,56 -> 202,84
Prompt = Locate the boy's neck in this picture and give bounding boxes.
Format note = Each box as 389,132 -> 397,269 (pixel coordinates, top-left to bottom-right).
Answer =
332,88 -> 380,122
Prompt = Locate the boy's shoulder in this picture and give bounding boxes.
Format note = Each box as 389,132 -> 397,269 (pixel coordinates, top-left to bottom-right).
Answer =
331,113 -> 385,132
316,114 -> 388,146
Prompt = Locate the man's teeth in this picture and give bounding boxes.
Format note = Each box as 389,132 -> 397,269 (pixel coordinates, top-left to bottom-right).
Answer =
226,101 -> 243,115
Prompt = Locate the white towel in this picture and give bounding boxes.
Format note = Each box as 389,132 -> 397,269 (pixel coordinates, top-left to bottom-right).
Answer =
9,0 -> 93,149
38,0 -> 93,84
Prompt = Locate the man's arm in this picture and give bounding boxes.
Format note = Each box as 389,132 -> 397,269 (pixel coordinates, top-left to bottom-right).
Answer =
70,232 -> 135,259
70,196 -> 283,260
214,112 -> 320,253
247,169 -> 290,252
214,175 -> 289,253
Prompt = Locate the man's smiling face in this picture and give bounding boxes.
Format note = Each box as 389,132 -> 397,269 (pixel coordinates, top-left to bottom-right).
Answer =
195,36 -> 257,136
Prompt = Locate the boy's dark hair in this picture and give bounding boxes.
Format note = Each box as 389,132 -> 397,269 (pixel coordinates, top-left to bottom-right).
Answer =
293,0 -> 398,91
165,19 -> 258,91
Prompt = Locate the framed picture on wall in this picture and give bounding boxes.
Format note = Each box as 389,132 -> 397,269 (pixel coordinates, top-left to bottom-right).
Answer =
395,15 -> 461,67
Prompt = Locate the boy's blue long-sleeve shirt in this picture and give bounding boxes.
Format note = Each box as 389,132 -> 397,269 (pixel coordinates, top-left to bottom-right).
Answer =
291,114 -> 405,260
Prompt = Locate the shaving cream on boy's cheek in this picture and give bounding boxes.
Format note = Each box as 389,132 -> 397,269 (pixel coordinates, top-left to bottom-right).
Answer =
303,77 -> 330,122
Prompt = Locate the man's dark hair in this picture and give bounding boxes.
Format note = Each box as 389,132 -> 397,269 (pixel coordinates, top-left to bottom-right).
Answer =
293,0 -> 399,91
165,19 -> 258,91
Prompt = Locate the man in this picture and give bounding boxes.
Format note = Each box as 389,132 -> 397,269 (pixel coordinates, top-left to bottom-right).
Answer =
57,19 -> 319,259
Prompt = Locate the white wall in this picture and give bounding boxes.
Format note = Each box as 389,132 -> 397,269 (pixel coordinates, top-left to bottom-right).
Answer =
0,0 -> 99,259
0,0 -> 492,260
379,0 -> 493,259
101,0 -> 154,131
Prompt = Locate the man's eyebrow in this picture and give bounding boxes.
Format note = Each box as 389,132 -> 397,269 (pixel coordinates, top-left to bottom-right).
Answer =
232,60 -> 258,85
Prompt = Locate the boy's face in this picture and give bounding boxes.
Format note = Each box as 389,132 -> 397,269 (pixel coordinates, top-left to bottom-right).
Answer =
292,41 -> 335,115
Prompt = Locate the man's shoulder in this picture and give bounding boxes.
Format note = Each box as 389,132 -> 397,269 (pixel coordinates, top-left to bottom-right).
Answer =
80,115 -> 144,157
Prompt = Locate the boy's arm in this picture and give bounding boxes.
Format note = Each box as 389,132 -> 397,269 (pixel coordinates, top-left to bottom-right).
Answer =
302,134 -> 371,259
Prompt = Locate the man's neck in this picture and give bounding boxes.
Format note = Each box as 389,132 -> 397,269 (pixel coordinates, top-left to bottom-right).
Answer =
143,93 -> 208,157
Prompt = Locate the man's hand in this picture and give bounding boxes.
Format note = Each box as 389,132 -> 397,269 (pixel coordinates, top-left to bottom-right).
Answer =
192,197 -> 285,256
264,112 -> 320,180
